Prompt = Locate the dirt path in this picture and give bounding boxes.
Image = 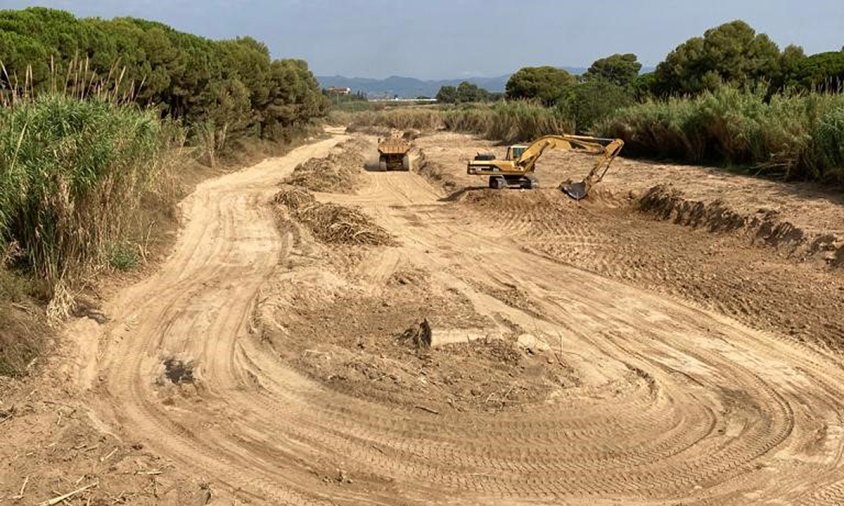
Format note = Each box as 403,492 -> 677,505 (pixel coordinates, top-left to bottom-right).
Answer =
5,130 -> 844,504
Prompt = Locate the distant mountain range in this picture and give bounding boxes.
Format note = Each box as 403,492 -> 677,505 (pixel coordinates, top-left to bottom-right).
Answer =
318,68 -> 588,98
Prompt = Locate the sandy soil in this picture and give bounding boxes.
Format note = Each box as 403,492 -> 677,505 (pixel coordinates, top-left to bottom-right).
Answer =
2,128 -> 844,505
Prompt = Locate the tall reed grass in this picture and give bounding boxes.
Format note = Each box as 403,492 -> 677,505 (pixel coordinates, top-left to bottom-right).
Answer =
343,107 -> 445,131
443,102 -> 573,144
344,101 -> 573,144
0,94 -> 170,302
600,87 -> 844,183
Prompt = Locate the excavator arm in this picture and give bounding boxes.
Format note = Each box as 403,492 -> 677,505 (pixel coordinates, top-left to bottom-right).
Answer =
514,135 -> 607,172
466,134 -> 624,197
514,135 -> 625,200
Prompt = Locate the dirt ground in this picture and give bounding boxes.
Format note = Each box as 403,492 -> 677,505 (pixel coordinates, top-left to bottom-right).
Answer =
3,128 -> 844,505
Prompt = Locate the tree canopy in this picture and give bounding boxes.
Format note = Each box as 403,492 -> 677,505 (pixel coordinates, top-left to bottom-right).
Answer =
0,7 -> 329,140
653,20 -> 781,96
585,53 -> 642,88
793,51 -> 844,92
436,81 -> 496,103
505,66 -> 576,106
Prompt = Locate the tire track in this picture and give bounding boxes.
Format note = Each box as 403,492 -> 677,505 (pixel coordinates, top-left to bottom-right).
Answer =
77,133 -> 844,504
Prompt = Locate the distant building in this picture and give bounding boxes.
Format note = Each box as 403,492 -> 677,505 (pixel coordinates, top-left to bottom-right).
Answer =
326,86 -> 352,95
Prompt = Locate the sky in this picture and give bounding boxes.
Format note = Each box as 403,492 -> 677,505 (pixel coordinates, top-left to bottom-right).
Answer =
1,0 -> 841,79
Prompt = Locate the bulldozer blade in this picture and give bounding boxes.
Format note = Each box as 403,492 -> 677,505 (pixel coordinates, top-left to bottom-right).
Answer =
560,181 -> 588,200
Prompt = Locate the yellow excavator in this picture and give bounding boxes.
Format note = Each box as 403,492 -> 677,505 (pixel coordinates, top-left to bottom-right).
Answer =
466,135 -> 625,199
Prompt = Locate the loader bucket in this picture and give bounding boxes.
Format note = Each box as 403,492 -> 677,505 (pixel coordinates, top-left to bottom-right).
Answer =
560,180 -> 588,200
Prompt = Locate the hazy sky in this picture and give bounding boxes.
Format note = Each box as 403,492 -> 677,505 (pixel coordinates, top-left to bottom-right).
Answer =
1,0 -> 841,79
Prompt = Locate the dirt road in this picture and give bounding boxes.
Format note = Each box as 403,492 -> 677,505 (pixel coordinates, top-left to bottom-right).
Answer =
5,130 -> 844,504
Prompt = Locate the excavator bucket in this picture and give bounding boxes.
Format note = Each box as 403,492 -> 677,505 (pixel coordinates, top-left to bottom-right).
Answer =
560,180 -> 589,200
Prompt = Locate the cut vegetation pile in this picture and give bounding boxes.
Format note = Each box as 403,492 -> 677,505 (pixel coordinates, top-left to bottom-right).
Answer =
274,186 -> 394,246
284,139 -> 366,193
413,150 -> 462,194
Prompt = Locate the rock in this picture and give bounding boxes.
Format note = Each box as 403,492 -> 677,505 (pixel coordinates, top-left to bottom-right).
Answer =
517,334 -> 550,354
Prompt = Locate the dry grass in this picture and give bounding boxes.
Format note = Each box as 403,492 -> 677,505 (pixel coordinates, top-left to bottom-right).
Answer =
443,102 -> 573,144
341,107 -> 445,132
274,186 -> 394,246
0,265 -> 49,376
343,101 -> 573,144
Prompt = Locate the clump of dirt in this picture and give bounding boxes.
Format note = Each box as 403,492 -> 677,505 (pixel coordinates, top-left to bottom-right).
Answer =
464,279 -> 541,318
163,358 -> 194,384
461,187 -> 552,208
639,184 -> 844,267
400,319 -> 432,348
284,139 -> 366,193
387,266 -> 430,287
274,186 -> 395,246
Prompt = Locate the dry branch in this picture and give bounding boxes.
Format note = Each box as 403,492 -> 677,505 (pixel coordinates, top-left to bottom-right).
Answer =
414,405 -> 440,415
38,481 -> 98,506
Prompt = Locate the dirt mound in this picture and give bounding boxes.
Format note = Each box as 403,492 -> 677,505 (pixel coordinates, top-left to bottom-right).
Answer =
414,149 -> 462,193
399,319 -> 432,348
257,254 -> 575,413
639,184 -> 844,267
284,139 -> 366,193
274,186 -> 394,246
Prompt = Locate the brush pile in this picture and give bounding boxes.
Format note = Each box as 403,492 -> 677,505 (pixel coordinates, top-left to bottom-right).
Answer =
284,139 -> 366,193
274,186 -> 394,246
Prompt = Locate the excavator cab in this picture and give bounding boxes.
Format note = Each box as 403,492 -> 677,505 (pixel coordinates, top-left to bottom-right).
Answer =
506,145 -> 527,161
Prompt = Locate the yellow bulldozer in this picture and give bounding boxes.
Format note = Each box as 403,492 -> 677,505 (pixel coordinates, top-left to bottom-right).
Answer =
466,135 -> 625,199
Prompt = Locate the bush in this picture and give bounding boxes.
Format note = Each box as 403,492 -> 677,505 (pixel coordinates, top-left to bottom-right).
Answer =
600,86 -> 844,183
108,243 -> 140,271
569,80 -> 634,133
